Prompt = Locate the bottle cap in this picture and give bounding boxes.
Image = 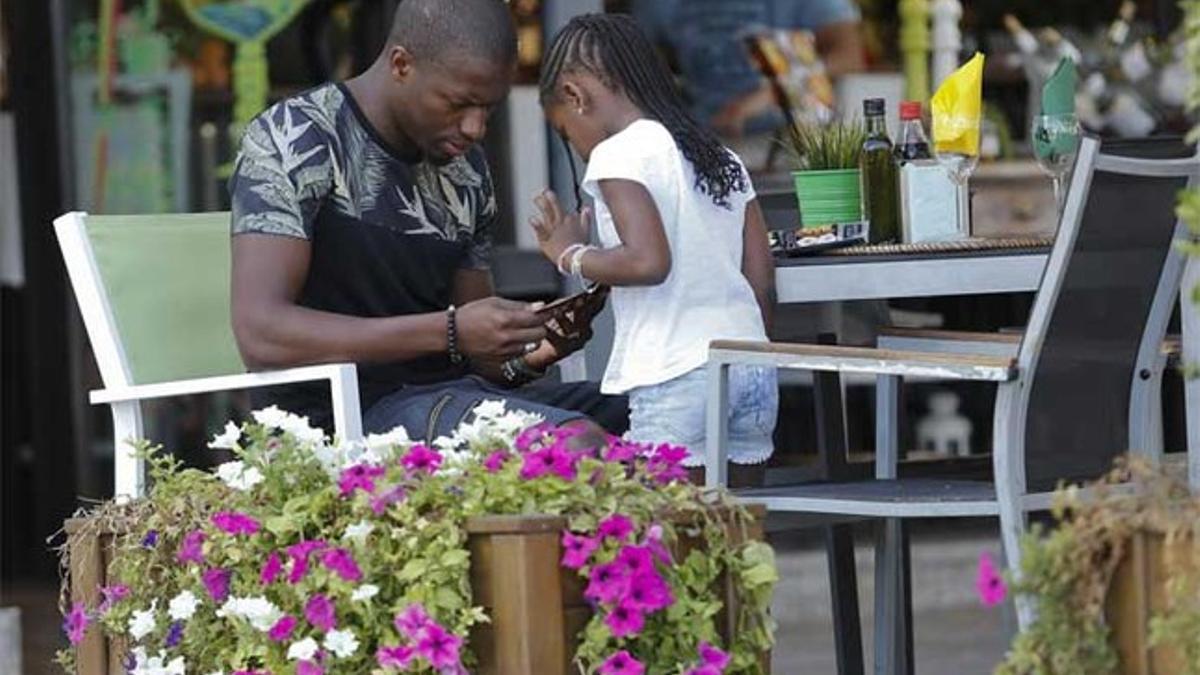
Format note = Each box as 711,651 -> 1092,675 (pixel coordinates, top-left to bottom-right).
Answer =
899,101 -> 923,120
863,98 -> 886,116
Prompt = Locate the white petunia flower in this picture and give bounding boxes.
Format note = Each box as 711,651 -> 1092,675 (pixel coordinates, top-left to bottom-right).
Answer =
472,399 -> 508,420
167,590 -> 200,621
350,584 -> 379,602
365,425 -> 411,451
129,649 -> 184,675
128,602 -> 158,640
287,637 -> 320,661
215,460 -> 264,491
324,628 -> 360,658
342,521 -> 374,544
215,596 -> 283,632
207,421 -> 242,450
252,405 -> 290,429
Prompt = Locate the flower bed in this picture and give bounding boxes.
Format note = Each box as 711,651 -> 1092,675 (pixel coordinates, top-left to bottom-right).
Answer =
58,403 -> 776,674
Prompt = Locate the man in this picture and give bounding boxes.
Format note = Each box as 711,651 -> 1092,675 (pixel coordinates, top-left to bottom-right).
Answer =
631,0 -> 865,140
229,0 -> 624,441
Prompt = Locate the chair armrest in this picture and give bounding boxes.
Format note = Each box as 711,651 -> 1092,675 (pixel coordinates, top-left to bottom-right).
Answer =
709,340 -> 1018,382
90,364 -> 356,403
876,327 -> 1021,359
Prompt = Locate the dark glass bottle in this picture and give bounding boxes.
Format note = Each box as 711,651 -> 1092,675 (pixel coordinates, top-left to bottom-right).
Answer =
895,100 -> 933,162
860,98 -> 899,243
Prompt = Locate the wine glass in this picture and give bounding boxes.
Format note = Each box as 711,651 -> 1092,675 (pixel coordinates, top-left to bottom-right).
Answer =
1030,113 -> 1082,216
933,113 -> 981,239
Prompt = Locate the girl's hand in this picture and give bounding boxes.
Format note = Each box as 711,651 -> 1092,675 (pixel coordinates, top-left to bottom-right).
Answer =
530,190 -> 591,267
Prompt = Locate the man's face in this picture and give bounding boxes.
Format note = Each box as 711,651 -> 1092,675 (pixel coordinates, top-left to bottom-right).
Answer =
390,51 -> 513,164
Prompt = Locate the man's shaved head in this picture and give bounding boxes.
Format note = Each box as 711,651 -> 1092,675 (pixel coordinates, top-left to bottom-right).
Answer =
389,0 -> 518,66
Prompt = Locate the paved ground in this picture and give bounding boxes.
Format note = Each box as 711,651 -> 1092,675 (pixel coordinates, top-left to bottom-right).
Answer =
5,520 -> 1012,675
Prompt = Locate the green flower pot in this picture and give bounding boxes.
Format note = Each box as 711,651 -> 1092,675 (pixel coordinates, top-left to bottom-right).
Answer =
792,168 -> 863,227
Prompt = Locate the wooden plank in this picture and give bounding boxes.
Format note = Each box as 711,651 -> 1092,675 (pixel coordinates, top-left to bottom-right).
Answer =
710,341 -> 1018,382
464,514 -> 567,535
69,529 -> 107,675
877,328 -> 1022,344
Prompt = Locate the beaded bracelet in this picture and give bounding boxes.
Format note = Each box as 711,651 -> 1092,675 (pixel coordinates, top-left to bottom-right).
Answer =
446,305 -> 465,365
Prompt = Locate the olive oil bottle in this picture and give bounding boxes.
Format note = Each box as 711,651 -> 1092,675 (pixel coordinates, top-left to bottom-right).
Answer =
860,98 -> 900,243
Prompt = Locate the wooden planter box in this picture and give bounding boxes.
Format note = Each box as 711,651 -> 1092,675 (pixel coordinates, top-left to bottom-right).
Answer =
65,506 -> 768,674
1105,529 -> 1198,675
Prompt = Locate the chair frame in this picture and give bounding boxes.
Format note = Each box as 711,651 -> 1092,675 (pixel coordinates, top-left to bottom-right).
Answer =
54,211 -> 364,499
705,138 -> 1199,667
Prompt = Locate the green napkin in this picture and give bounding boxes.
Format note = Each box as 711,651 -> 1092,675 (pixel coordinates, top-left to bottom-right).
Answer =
1033,58 -> 1079,161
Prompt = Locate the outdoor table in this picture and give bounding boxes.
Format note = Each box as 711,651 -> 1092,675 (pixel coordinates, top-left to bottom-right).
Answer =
771,236 -> 1200,487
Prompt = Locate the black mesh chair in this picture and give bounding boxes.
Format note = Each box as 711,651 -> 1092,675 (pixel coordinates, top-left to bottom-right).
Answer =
705,136 -> 1199,671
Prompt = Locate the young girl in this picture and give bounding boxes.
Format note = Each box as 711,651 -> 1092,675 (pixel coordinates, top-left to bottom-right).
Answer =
529,13 -> 778,483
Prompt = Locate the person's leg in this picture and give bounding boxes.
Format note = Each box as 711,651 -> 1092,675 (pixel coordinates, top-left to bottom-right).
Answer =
515,379 -> 629,436
626,371 -> 708,464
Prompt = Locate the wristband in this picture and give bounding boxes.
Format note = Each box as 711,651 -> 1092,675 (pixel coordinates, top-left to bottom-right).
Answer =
569,245 -> 595,282
556,243 -> 585,276
447,305 -> 465,365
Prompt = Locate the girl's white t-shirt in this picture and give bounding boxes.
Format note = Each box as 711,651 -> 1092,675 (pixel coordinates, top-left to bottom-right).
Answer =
582,119 -> 767,395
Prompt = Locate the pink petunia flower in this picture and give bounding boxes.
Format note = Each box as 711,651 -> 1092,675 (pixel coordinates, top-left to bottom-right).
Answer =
698,641 -> 731,669
176,530 -> 205,564
338,462 -> 386,497
647,444 -> 690,484
602,438 -> 645,464
393,604 -> 432,640
413,622 -> 462,669
617,545 -> 656,576
400,444 -> 442,475
320,548 -> 363,583
549,447 -> 581,481
976,552 -> 1007,607
305,594 -> 337,632
267,615 -> 297,642
519,448 -> 557,480
376,645 -> 414,669
626,571 -> 674,612
516,423 -> 553,452
598,650 -> 645,675
370,485 -> 407,516
63,602 -> 89,645
296,660 -> 324,675
584,561 -> 631,605
483,450 -> 510,473
604,598 -> 646,638
260,552 -> 283,586
211,511 -> 261,536
643,525 -> 673,565
561,531 -> 599,570
202,567 -> 232,603
98,584 -> 130,613
597,514 -> 634,543
287,540 -> 328,584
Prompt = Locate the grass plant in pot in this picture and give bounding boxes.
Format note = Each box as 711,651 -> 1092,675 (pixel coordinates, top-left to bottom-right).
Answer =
785,120 -> 868,228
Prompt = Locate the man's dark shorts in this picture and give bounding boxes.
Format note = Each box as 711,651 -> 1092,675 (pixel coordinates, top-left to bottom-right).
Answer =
362,376 -> 629,441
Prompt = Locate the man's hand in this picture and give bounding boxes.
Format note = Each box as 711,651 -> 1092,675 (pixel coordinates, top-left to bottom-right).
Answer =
456,297 -> 547,361
530,189 -> 591,268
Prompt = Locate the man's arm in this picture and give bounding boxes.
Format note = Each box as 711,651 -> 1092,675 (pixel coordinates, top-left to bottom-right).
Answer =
231,235 -> 547,370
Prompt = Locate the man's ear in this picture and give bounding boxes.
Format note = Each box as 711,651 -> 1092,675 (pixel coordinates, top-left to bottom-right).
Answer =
388,45 -> 416,83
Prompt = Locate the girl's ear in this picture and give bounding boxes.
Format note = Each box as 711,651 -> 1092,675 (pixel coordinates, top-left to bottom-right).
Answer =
561,79 -> 588,115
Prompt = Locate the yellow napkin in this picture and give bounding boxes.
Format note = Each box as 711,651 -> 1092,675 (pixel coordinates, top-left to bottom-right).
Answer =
932,53 -> 985,156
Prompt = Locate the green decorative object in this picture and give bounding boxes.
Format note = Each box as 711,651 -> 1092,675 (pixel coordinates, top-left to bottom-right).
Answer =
792,169 -> 863,227
177,0 -> 312,137
899,0 -> 931,104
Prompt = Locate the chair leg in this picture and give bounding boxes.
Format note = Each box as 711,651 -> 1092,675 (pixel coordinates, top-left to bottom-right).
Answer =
110,401 -> 145,499
873,518 -> 912,675
825,524 -> 865,675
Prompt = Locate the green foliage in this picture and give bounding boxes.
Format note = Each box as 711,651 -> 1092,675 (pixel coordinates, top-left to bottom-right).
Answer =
996,461 -> 1200,675
58,405 -> 777,674
784,120 -> 867,171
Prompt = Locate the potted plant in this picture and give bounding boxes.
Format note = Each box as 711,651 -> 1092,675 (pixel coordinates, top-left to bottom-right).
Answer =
56,403 -> 777,674
784,120 -> 867,228
994,460 -> 1200,675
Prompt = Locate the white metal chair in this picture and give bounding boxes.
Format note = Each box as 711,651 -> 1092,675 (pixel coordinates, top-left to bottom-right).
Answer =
706,137 -> 1200,669
54,211 -> 363,499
